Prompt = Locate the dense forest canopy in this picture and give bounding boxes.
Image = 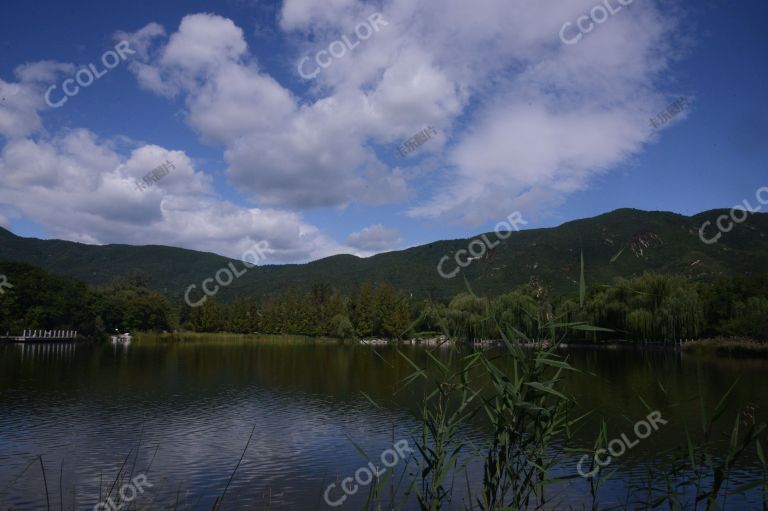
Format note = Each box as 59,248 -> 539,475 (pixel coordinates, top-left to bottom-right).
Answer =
2,209 -> 768,303
1,261 -> 766,342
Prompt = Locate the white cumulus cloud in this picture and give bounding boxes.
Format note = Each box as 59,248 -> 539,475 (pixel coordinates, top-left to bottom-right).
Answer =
346,224 -> 402,252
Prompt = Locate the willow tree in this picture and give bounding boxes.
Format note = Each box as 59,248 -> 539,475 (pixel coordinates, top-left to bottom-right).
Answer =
584,273 -> 706,342
446,293 -> 494,341
491,291 -> 539,340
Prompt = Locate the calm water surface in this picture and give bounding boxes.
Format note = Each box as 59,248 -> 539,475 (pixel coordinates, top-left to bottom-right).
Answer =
1,338 -> 766,510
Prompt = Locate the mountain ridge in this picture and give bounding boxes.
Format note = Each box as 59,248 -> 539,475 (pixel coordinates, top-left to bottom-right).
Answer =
1,208 -> 766,301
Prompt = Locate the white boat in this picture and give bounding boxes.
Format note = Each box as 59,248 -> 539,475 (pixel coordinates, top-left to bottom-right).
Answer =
111,332 -> 132,344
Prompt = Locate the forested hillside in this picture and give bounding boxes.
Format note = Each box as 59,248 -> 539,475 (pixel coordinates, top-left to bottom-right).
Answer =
2,208 -> 767,303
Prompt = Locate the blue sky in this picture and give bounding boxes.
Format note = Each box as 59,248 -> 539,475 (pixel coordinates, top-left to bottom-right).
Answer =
0,0 -> 766,262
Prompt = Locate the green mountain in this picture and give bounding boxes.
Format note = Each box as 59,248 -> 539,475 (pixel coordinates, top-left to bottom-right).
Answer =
1,208 -> 766,301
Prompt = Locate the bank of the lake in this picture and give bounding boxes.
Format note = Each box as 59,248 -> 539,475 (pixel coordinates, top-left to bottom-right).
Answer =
129,331 -> 768,356
2,261 -> 767,347
133,331 -> 350,345
682,336 -> 768,357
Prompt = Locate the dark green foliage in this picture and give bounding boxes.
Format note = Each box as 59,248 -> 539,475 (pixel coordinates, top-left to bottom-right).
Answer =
96,277 -> 174,332
3,207 -> 768,344
329,313 -> 355,338
574,273 -> 767,342
3,258 -> 765,342
187,298 -> 227,332
375,283 -> 411,338
186,282 -> 411,339
0,262 -> 174,339
0,261 -> 101,337
699,274 -> 768,339
719,297 -> 768,339
2,209 -> 768,303
580,274 -> 706,341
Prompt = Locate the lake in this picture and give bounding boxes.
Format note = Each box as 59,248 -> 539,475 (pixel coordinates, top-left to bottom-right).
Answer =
1,337 -> 765,510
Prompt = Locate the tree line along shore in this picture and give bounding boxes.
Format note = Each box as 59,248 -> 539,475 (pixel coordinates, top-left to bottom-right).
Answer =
0,261 -> 766,349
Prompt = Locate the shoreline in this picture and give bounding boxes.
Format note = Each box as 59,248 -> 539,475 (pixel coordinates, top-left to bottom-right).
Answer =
680,337 -> 768,357
5,331 -> 765,357
120,332 -> 768,356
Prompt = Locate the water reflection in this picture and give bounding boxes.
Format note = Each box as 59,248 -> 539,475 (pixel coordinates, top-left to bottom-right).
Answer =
16,341 -> 78,362
0,340 -> 765,509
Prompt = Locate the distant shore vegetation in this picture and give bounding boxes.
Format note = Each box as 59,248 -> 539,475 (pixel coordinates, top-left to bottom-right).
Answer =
0,261 -> 766,346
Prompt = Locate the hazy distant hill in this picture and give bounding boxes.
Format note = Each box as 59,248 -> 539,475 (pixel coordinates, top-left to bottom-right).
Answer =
1,208 -> 767,302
